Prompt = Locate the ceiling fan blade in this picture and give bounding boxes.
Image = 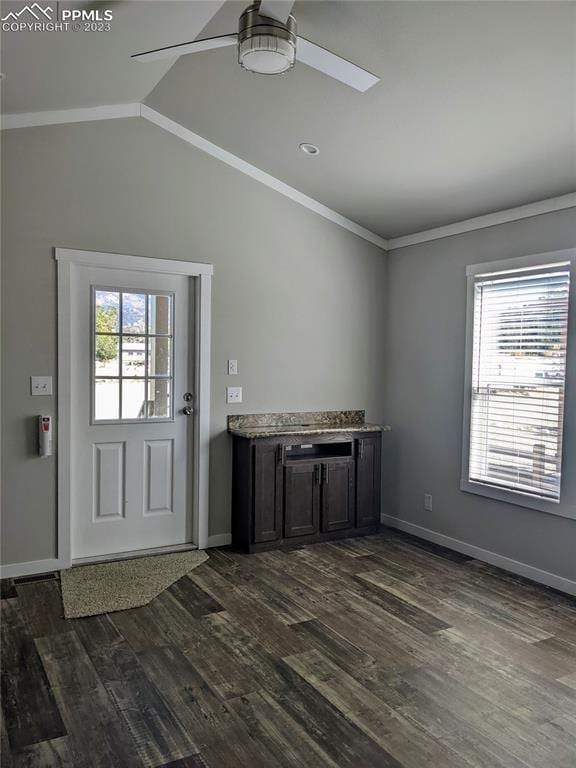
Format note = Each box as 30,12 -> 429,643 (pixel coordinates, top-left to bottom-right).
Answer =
296,37 -> 379,92
258,0 -> 295,23
132,34 -> 238,63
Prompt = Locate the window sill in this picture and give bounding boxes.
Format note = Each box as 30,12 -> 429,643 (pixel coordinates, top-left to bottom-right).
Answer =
460,478 -> 576,520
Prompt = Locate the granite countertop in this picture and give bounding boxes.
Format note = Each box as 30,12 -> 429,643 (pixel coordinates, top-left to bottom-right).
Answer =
228,422 -> 388,438
228,410 -> 390,439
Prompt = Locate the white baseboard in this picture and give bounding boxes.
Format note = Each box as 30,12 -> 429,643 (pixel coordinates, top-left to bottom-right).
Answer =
380,514 -> 576,597
207,533 -> 232,548
0,557 -> 65,580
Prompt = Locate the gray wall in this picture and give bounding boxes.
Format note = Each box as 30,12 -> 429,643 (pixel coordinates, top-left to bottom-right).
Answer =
1,117 -> 388,565
384,208 -> 576,581
3,115 -> 574,583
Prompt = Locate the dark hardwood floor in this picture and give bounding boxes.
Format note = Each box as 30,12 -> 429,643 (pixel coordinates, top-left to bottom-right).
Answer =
2,530 -> 576,767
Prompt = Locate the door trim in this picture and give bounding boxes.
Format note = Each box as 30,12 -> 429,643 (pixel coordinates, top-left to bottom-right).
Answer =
56,248 -> 213,571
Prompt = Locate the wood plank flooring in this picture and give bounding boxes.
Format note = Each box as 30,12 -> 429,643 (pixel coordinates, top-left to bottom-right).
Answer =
2,529 -> 576,767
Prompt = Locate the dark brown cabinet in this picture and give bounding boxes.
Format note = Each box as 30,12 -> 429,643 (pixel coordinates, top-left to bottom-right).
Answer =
321,460 -> 355,533
355,436 -> 381,528
284,462 -> 320,538
253,443 -> 283,543
232,430 -> 382,552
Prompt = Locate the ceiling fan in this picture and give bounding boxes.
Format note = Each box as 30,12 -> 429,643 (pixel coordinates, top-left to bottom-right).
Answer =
132,1 -> 379,93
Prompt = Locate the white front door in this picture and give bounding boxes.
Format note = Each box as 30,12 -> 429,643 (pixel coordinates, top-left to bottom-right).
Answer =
70,265 -> 193,560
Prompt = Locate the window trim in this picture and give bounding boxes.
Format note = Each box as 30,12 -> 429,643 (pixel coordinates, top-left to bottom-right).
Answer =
461,248 -> 576,519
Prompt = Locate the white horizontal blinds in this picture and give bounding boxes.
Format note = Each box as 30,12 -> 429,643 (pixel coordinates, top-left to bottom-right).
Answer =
469,264 -> 570,501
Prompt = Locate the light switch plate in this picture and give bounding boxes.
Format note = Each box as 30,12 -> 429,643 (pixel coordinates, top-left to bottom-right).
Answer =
31,376 -> 53,396
226,386 -> 242,404
227,359 -> 238,375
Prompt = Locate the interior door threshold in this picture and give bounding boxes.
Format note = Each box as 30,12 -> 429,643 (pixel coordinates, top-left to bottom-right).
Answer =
72,542 -> 197,567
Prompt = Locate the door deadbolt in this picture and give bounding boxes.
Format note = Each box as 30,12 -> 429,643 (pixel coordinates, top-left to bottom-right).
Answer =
183,392 -> 193,402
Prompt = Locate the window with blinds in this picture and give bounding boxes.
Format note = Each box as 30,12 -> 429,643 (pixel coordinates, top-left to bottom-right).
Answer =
467,262 -> 570,502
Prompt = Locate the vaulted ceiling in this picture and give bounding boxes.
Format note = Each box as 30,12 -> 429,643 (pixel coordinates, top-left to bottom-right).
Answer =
0,1 -> 226,112
2,1 -> 575,238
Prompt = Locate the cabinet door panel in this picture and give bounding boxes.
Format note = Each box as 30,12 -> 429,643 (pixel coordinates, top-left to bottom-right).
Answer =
284,463 -> 319,538
253,444 -> 282,543
356,435 -> 381,527
321,461 -> 355,532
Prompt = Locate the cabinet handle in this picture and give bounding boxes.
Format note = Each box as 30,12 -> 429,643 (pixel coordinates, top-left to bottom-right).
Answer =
358,440 -> 364,459
277,445 -> 286,465
323,464 -> 328,484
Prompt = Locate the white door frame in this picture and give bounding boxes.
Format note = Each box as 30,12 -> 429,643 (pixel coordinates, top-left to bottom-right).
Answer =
55,248 -> 213,570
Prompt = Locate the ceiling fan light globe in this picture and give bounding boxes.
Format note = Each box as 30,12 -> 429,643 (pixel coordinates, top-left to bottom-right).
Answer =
238,34 -> 295,75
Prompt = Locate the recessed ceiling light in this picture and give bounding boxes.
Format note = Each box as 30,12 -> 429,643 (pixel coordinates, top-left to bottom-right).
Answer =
299,142 -> 320,156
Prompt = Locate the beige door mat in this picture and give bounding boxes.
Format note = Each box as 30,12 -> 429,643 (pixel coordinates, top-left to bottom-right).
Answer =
60,549 -> 208,619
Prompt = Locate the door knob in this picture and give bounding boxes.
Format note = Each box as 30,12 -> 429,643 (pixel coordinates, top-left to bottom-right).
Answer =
182,406 -> 194,416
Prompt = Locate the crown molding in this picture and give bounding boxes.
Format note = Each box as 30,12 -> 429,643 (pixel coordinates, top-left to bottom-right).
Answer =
1,103 -> 141,130
140,105 -> 389,250
1,102 -> 389,251
2,103 -> 574,252
387,193 -> 576,250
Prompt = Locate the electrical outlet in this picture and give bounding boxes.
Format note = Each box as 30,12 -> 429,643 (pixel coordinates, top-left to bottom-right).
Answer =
227,359 -> 238,375
424,493 -> 433,512
226,386 -> 242,404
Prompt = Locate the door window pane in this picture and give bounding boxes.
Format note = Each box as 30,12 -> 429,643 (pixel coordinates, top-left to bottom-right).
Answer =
122,293 -> 146,333
95,379 -> 120,420
93,288 -> 174,422
148,337 -> 171,377
147,379 -> 171,419
94,335 -> 119,376
122,336 -> 146,377
149,294 -> 172,335
95,291 -> 119,333
122,379 -> 147,419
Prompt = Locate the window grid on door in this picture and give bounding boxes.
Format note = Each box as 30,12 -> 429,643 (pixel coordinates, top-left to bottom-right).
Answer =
93,287 -> 174,422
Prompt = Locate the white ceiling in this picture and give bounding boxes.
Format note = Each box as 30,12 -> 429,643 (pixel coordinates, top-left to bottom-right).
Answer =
2,1 -> 575,239
0,0 -> 225,112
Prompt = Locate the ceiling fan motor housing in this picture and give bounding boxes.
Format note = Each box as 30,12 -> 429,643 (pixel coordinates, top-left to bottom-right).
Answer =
238,4 -> 297,75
